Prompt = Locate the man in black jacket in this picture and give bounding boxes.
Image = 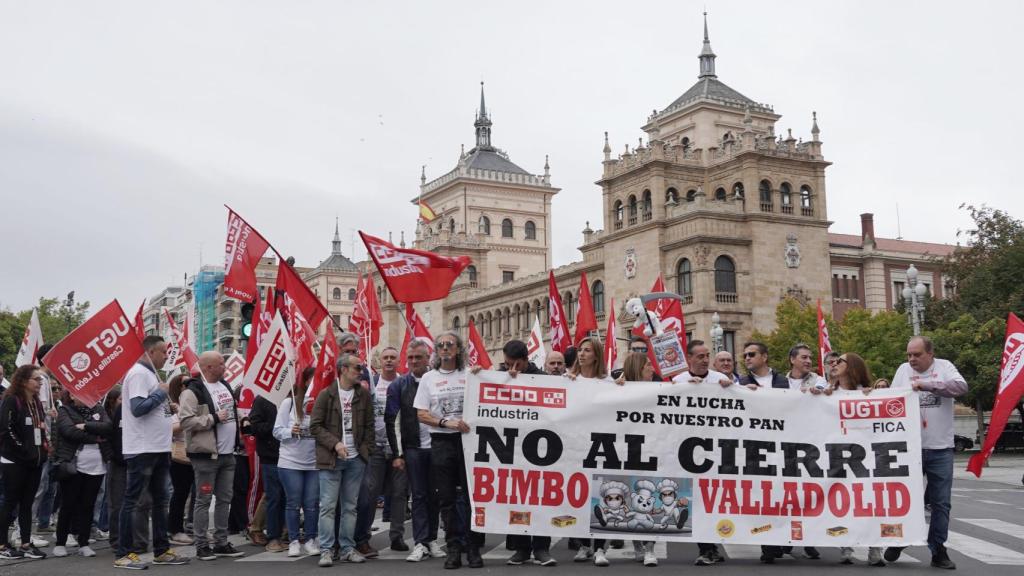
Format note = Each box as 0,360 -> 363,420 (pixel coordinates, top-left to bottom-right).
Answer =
385,339 -> 443,562
247,395 -> 285,552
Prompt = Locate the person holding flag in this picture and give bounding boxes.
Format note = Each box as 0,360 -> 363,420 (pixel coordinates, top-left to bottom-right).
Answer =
273,367 -> 321,558
969,313 -> 1024,477
880,336 -> 966,570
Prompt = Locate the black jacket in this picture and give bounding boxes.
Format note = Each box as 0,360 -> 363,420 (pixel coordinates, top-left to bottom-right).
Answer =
248,395 -> 280,464
740,369 -> 789,389
386,372 -> 424,457
108,402 -> 125,464
498,362 -> 546,375
53,403 -> 114,465
0,394 -> 48,467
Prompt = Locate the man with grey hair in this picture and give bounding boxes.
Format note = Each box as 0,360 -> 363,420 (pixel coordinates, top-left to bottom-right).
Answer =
883,336 -> 967,570
311,353 -> 374,567
414,331 -> 484,569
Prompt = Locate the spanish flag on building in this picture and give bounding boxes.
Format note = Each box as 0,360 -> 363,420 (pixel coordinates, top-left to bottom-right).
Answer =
418,199 -> 437,222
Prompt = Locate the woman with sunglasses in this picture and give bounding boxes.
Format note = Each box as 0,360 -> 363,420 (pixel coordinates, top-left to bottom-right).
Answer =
829,352 -> 886,567
0,365 -> 50,559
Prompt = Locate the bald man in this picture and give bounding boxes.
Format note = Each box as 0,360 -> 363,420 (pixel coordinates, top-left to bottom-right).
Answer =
179,351 -> 245,560
712,351 -> 740,385
544,351 -> 566,375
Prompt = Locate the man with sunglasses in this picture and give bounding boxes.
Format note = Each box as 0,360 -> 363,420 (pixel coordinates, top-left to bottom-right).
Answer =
739,342 -> 788,391
414,332 -> 484,569
311,354 -> 374,566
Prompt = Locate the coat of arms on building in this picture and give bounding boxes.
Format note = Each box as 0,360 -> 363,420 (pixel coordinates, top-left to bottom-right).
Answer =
784,234 -> 801,268
624,249 -> 638,279
694,244 -> 710,267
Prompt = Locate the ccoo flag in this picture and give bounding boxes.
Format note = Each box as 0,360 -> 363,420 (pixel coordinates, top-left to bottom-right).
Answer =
968,313 -> 1024,476
527,314 -> 547,368
361,231 -> 471,303
241,312 -> 298,407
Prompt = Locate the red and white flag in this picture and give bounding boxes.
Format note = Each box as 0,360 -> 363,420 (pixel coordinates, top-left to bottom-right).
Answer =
308,320 -> 339,403
527,314 -> 546,368
360,231 -> 471,303
397,305 -> 434,373
223,207 -> 272,302
968,313 -> 1024,476
282,293 -> 317,379
132,300 -> 146,343
15,308 -> 44,367
573,271 -> 598,346
275,259 -> 329,331
162,307 -> 199,375
467,318 -> 492,369
223,351 -> 247,388
632,275 -> 687,377
41,300 -> 144,406
241,312 -> 298,407
349,274 -> 383,362
605,298 -> 618,373
246,287 -> 273,370
817,299 -> 833,377
547,271 -> 571,353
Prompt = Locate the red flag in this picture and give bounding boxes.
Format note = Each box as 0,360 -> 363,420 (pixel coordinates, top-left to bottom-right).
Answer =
467,318 -> 492,369
547,271 -> 571,353
604,298 -> 617,374
132,300 -> 146,343
224,207 -> 272,302
246,287 -> 273,369
360,231 -> 471,303
283,293 -> 317,375
968,313 -> 1024,476
632,275 -> 687,377
349,275 -> 383,362
397,305 -> 435,373
364,274 -> 383,345
308,321 -> 339,402
41,300 -> 143,406
163,308 -> 199,375
817,300 -> 833,377
574,271 -> 598,346
275,259 -> 329,331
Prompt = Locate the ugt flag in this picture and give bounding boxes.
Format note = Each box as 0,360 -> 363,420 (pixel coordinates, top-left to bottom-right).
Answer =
968,313 -> 1024,476
41,300 -> 144,406
361,231 -> 471,303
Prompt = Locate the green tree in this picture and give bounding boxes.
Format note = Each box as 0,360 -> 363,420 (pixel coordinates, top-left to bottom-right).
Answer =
833,309 -> 912,381
0,297 -> 91,371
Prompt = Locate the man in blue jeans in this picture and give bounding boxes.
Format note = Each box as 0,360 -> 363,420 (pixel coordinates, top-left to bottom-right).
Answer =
115,336 -> 189,569
311,353 -> 374,567
884,336 -> 967,570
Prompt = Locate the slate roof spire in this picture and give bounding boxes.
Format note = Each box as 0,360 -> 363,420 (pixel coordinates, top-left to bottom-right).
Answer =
699,11 -> 717,79
474,81 -> 493,150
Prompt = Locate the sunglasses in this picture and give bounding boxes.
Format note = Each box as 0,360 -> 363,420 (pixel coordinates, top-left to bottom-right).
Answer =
836,357 -> 848,365
631,346 -> 649,353
744,351 -> 759,358
437,341 -> 457,349
348,364 -> 365,371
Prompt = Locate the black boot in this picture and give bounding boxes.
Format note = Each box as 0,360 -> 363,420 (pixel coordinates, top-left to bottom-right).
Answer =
445,544 -> 462,569
467,547 -> 484,568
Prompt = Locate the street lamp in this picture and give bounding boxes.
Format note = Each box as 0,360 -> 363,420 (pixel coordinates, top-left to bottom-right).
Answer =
902,264 -> 928,336
710,312 -> 724,353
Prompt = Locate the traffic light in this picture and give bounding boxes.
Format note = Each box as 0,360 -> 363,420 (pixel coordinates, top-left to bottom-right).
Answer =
240,302 -> 255,340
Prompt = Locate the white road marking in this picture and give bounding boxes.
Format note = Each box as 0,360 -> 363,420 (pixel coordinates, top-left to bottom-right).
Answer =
851,548 -> 920,563
977,499 -> 1007,506
959,518 -> 1024,541
946,530 -> 1024,565
722,544 -> 762,560
483,538 -> 564,560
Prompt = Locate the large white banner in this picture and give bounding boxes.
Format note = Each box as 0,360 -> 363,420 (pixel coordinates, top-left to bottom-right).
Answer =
464,371 -> 926,547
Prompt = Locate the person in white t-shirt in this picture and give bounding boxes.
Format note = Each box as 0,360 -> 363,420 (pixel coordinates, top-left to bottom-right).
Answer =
273,368 -> 320,558
414,331 -> 483,569
114,335 -> 189,569
881,336 -> 966,570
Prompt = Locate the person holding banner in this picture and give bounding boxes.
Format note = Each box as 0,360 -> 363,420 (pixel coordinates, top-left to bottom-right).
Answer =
413,331 -> 484,569
51,389 -> 113,558
786,344 -> 828,394
739,342 -> 788,390
829,352 -> 885,567
116,335 -> 189,569
0,365 -> 50,560
712,351 -> 741,385
273,367 -> 320,558
387,339 -> 446,563
881,336 -> 966,570
311,353 -> 374,567
544,351 -> 567,376
617,352 -> 661,568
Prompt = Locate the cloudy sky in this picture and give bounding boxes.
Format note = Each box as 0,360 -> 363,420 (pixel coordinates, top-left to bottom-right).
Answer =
2,0 -> 1021,313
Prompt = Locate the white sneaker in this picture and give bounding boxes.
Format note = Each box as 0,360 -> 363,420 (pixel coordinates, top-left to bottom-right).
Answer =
80,546 -> 96,557
574,546 -> 593,562
406,543 -> 429,562
303,540 -> 319,556
53,545 -> 68,557
594,548 -> 610,567
170,532 -> 194,545
341,550 -> 366,563
67,535 -> 77,547
428,541 -> 446,558
643,550 -> 658,567
288,541 -> 301,557
94,530 -> 110,541
24,536 -> 48,548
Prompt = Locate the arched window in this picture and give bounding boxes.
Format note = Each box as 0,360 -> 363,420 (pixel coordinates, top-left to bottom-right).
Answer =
722,131 -> 733,143
452,316 -> 461,333
666,188 -> 679,204
641,190 -> 652,218
449,218 -> 455,232
513,304 -> 521,332
628,195 -> 638,217
504,307 -> 512,334
781,184 -> 792,206
592,280 -> 605,314
347,288 -> 357,300
501,218 -> 514,238
714,256 -> 737,295
467,265 -> 477,286
332,287 -> 342,300
732,182 -> 745,199
800,185 -> 813,213
524,220 -> 536,240
714,187 -> 726,201
759,179 -> 773,212
563,291 -> 574,324
478,215 -> 490,235
614,200 -> 624,228
686,189 -> 697,202
676,258 -> 692,297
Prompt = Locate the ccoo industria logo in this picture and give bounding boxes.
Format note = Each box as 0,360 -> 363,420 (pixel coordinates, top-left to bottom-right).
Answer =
480,382 -> 567,409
